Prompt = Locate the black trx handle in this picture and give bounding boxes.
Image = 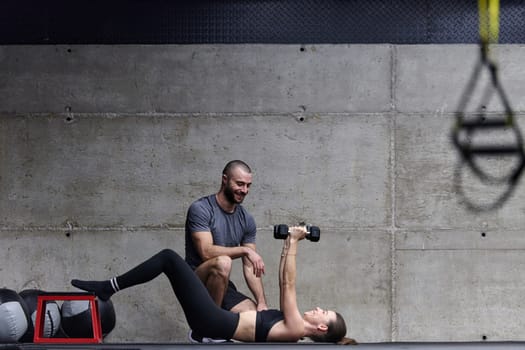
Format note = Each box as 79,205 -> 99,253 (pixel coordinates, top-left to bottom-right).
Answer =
452,44 -> 525,185
450,0 -> 524,211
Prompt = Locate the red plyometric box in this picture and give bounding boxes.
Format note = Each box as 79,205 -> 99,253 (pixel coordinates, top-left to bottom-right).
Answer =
34,292 -> 102,343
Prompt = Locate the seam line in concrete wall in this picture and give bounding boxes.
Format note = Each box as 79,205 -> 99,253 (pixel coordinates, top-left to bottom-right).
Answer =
0,225 -> 389,231
390,44 -> 396,112
0,226 -> 181,232
397,248 -> 525,251
389,103 -> 397,341
389,44 -> 398,341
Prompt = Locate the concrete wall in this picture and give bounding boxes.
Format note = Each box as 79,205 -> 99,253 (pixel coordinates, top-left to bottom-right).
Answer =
1,44 -> 525,343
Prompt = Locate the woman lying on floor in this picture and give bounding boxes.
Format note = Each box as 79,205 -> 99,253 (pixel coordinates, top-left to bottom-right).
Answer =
72,226 -> 356,344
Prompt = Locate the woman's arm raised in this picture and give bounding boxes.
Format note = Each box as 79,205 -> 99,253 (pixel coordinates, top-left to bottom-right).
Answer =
271,226 -> 307,341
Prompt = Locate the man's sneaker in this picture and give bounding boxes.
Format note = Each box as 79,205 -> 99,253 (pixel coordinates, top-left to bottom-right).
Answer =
188,330 -> 231,343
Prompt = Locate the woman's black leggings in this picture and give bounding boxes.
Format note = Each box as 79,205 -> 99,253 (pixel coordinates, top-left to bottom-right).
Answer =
115,249 -> 239,339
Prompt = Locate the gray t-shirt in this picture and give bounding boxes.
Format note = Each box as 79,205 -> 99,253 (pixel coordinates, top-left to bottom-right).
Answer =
185,194 -> 257,268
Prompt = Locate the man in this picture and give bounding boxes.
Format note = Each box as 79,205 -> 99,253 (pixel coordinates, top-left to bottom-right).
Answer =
185,160 -> 268,342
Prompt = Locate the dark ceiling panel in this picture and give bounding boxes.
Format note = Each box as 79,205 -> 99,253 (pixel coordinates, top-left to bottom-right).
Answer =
1,0 -> 524,44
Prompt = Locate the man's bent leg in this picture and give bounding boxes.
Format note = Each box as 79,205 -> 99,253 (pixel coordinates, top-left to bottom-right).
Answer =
191,256 -> 234,343
194,256 -> 232,306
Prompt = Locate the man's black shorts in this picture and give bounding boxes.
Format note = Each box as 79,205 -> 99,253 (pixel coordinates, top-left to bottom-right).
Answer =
221,280 -> 251,310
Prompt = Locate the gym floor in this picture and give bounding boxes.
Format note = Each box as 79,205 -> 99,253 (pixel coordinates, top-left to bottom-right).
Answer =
3,342 -> 525,350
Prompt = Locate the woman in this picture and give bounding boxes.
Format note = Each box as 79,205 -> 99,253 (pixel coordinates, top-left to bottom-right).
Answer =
72,226 -> 355,344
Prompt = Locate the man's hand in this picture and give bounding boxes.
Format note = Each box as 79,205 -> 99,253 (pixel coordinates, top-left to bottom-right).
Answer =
256,301 -> 269,312
245,247 -> 265,277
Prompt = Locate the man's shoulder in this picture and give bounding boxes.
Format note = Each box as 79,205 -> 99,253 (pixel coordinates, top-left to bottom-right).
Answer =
190,195 -> 215,210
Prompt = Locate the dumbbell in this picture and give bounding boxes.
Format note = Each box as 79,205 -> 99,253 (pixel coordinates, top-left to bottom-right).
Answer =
273,224 -> 320,242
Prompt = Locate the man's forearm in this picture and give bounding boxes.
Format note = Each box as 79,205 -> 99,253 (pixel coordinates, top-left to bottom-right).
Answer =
244,262 -> 267,306
199,244 -> 250,261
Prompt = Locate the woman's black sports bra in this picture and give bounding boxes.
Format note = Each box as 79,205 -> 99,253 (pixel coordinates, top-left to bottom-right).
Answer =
255,309 -> 285,342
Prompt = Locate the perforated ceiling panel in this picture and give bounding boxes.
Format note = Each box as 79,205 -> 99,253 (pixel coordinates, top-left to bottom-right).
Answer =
1,0 -> 524,44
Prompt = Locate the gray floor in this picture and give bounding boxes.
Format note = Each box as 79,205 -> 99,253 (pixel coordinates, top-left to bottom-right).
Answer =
3,342 -> 525,350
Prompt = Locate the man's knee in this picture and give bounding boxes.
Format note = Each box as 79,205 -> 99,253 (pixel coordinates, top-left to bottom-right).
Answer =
211,255 -> 232,279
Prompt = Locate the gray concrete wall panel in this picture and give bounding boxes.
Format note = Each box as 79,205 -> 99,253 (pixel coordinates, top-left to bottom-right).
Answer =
0,113 -> 391,229
0,228 -> 390,342
395,114 -> 525,230
395,249 -> 525,341
396,45 -> 525,113
0,45 -> 392,114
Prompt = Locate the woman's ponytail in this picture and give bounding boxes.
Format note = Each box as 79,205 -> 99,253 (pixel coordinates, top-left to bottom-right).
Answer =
337,337 -> 358,345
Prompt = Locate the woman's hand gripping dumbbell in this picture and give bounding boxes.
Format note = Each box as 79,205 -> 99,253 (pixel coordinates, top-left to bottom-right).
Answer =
273,224 -> 320,242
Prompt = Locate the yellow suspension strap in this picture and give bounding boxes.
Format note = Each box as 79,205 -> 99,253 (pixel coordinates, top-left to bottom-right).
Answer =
451,0 -> 525,211
478,0 -> 499,59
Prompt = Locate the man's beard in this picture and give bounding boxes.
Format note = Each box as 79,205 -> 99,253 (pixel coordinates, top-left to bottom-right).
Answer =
224,185 -> 244,204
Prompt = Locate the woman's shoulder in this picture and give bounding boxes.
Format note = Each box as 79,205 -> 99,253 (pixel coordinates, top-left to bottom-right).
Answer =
265,309 -> 303,342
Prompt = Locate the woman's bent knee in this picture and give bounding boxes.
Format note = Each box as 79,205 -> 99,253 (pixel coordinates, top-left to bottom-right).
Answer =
159,248 -> 176,257
158,248 -> 183,264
